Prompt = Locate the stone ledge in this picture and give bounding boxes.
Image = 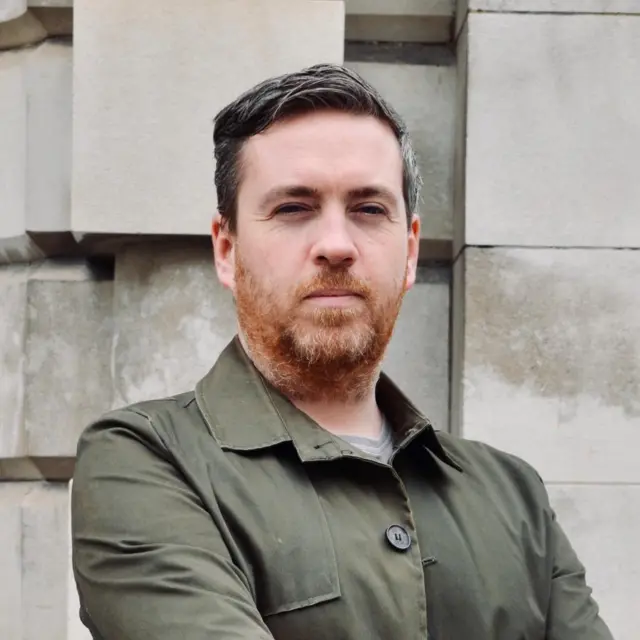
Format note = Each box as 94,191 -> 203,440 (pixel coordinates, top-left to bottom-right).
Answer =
3,1 -> 457,45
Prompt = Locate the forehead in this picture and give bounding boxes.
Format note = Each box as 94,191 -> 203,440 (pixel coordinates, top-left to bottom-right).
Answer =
239,110 -> 404,193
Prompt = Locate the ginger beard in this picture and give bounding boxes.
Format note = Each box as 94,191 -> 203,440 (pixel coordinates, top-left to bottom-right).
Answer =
234,251 -> 408,402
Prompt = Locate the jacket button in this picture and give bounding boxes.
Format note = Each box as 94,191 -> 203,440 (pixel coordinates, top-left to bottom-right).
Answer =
385,524 -> 412,552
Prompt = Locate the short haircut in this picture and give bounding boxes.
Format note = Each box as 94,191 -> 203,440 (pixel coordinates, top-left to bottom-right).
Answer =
213,63 -> 421,232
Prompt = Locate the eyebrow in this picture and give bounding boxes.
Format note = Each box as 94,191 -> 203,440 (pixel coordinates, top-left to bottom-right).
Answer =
258,184 -> 399,210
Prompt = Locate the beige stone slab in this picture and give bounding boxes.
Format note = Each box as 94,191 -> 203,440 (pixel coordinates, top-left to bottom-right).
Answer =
23,261 -> 113,457
21,483 -> 69,640
346,62 -> 455,241
25,41 -> 72,232
0,0 -> 26,22
457,13 -> 640,250
548,484 -> 640,640
0,9 -> 46,48
0,483 -> 31,639
112,242 -> 237,406
0,49 -> 27,242
462,0 -> 640,13
72,0 -> 344,238
0,265 -> 28,460
0,261 -> 113,477
384,268 -> 451,430
452,247 -> 640,483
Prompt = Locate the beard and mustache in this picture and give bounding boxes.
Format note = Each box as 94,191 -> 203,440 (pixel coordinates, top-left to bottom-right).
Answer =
235,251 -> 407,403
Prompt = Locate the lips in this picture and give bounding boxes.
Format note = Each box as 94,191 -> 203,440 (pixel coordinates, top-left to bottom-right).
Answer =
306,289 -> 360,298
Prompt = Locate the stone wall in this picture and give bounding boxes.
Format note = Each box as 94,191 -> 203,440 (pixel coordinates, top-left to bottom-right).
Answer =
0,1 -> 638,637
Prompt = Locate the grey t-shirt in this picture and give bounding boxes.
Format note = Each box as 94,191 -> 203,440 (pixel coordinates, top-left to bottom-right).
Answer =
339,418 -> 394,464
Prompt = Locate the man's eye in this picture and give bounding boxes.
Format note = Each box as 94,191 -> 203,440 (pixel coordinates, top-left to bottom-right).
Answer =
273,203 -> 311,216
356,204 -> 386,216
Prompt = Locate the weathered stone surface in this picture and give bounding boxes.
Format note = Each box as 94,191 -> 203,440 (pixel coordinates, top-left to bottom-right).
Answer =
346,61 -> 456,241
0,49 -> 27,251
345,0 -> 453,42
112,242 -> 237,406
0,483 -> 30,639
72,0 -> 345,238
0,482 -> 86,640
1,42 -> 72,263
452,247 -> 640,483
26,40 -> 72,231
23,261 -> 113,457
459,0 -> 640,15
456,13 -> 640,250
0,266 -> 28,461
384,267 -> 451,430
0,261 -> 113,479
0,0 -> 26,22
0,9 -> 46,48
548,484 -> 640,640
21,483 -> 69,640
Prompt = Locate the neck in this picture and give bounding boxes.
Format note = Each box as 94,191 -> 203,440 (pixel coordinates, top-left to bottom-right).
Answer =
292,392 -> 383,440
238,330 -> 384,439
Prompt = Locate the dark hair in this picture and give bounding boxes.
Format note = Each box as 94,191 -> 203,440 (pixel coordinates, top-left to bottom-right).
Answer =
213,63 -> 421,232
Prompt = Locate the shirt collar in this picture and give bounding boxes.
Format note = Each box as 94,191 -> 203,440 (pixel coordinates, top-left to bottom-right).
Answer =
195,336 -> 462,472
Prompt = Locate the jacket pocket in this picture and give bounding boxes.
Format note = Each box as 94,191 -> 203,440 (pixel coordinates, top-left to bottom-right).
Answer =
208,452 -> 341,618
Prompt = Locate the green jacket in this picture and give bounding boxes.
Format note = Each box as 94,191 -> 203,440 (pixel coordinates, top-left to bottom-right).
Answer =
72,338 -> 613,640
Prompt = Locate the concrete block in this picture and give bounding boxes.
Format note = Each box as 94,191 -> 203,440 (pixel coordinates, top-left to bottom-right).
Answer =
72,0 -> 345,238
460,0 -> 640,14
457,13 -> 640,250
1,42 -> 73,263
345,0 -> 453,42
0,266 -> 29,461
26,40 -> 72,232
0,261 -> 113,479
112,242 -> 236,406
0,49 -> 27,247
384,268 -> 451,430
0,482 -> 82,640
346,61 -> 456,241
0,0 -> 26,22
0,483 -> 31,639
452,247 -> 640,483
21,483 -> 69,640
548,484 -> 640,640
0,9 -> 46,48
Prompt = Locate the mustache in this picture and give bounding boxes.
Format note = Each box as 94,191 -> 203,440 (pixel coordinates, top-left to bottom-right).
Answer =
295,270 -> 371,300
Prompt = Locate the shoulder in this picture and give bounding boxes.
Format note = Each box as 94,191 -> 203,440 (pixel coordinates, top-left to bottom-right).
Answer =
436,430 -> 551,514
75,390 -> 207,459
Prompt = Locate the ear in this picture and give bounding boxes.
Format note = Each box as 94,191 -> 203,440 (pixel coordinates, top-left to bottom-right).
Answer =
212,213 -> 236,293
404,214 -> 421,291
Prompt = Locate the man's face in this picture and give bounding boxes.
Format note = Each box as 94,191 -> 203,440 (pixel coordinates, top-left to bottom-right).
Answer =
213,110 -> 420,400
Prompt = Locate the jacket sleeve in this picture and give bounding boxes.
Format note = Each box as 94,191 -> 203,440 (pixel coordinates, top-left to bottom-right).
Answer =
71,412 -> 275,640
546,511 -> 614,640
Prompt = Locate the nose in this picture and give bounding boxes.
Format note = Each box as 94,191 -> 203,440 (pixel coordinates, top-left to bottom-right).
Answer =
310,207 -> 358,268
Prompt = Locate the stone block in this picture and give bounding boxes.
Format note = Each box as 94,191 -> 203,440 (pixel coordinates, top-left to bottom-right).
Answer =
112,242 -> 237,407
0,261 -> 113,480
0,0 -> 26,22
456,13 -> 640,250
72,0 -> 345,238
0,9 -> 46,48
384,267 -> 451,431
346,61 -> 456,241
451,247 -> 640,483
345,0 -> 453,42
548,484 -> 640,640
26,40 -> 72,232
0,482 -> 84,639
0,483 -> 30,639
0,49 -> 27,251
0,41 -> 73,263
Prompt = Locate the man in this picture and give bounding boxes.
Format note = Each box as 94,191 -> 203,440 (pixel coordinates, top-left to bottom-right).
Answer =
71,64 -> 613,639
